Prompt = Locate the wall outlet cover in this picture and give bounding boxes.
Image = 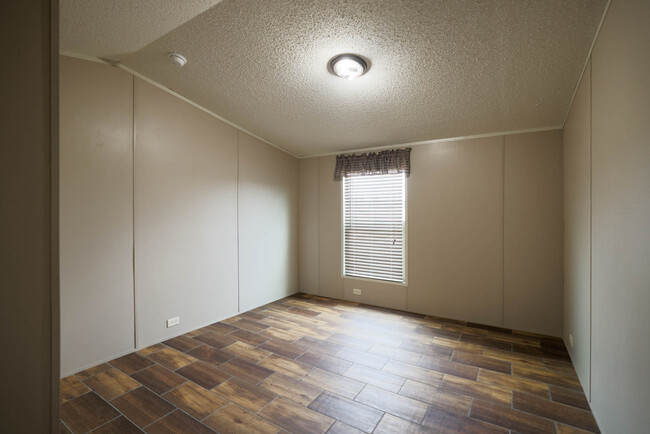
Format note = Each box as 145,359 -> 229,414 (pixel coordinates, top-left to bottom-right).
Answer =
569,334 -> 574,347
167,316 -> 180,328
353,288 -> 362,295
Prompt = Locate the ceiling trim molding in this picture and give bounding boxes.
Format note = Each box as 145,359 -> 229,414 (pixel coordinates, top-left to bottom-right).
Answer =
59,51 -> 299,159
300,125 -> 563,159
562,0 -> 611,127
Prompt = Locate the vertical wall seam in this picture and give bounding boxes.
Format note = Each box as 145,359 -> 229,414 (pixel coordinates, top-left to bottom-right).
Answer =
502,135 -> 506,326
588,56 -> 593,403
317,160 -> 321,296
132,75 -> 137,349
236,131 -> 241,312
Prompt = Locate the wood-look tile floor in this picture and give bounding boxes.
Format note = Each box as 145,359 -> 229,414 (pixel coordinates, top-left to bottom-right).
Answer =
60,293 -> 600,433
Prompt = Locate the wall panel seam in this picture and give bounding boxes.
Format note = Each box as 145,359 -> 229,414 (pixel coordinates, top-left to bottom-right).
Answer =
502,135 -> 506,326
587,54 -> 593,403
132,75 -> 137,349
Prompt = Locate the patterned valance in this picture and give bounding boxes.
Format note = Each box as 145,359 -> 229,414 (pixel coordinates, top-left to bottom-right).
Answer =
333,148 -> 411,181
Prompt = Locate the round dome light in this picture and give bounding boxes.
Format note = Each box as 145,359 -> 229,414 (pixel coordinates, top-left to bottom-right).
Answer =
328,54 -> 369,80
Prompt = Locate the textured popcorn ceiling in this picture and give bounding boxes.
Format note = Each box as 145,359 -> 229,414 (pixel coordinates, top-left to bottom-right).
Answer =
60,0 -> 223,60
62,0 -> 607,156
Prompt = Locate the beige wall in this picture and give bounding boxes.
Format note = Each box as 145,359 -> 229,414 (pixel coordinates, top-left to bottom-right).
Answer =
563,0 -> 650,432
60,57 -> 298,374
300,131 -> 564,335
0,1 -> 58,431
60,57 -> 136,373
563,60 -> 592,398
504,131 -> 563,336
298,158 -> 320,294
134,78 -> 240,348
407,137 -> 504,325
238,132 -> 299,311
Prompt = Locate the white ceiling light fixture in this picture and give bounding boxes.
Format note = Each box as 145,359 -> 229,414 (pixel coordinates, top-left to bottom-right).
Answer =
328,54 -> 370,80
168,52 -> 187,68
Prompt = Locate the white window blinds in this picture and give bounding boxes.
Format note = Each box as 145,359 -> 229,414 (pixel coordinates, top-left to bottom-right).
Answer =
343,173 -> 406,283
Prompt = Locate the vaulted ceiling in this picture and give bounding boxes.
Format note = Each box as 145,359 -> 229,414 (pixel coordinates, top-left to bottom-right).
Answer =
61,0 -> 607,157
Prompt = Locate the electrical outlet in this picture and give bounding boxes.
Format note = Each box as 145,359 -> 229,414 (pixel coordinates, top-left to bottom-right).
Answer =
569,334 -> 574,348
167,316 -> 180,328
353,288 -> 362,295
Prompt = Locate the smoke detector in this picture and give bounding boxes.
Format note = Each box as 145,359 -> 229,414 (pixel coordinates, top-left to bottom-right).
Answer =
168,52 -> 187,68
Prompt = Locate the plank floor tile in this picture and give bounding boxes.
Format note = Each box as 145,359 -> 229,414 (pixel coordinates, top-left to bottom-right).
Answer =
327,420 -> 365,434
213,378 -> 276,412
111,387 -> 176,428
146,347 -> 196,371
335,348 -> 388,369
83,368 -> 140,400
186,344 -> 234,367
382,359 -> 444,386
130,364 -> 186,395
259,373 -> 322,406
550,385 -> 591,410
308,391 -> 383,433
137,344 -> 166,357
398,379 -> 472,416
440,375 -> 512,406
218,357 -> 274,384
470,398 -> 556,434
223,341 -> 272,363
327,333 -> 375,351
557,423 -> 595,434
258,338 -> 305,359
194,331 -> 237,349
60,375 -> 90,402
302,367 -> 365,399
432,337 -> 485,354
368,343 -> 422,365
452,350 -> 512,374
422,405 -> 509,434
229,329 -> 270,346
109,352 -> 155,375
145,410 -> 214,434
74,363 -> 112,381
343,363 -> 405,393
401,340 -> 453,358
175,361 -> 231,389
512,365 -> 583,390
460,334 -> 513,351
419,355 -> 479,380
206,321 -> 240,335
355,384 -> 428,424
162,335 -> 202,353
203,404 -> 279,434
60,392 -> 119,432
163,381 -> 227,420
59,293 -> 599,433
478,368 -> 550,398
258,354 -> 313,378
259,326 -> 306,342
482,347 -> 546,368
91,416 -> 141,433
259,397 -> 334,434
373,413 -> 437,433
231,318 -> 270,333
297,350 -> 352,375
513,391 -> 600,433
294,336 -> 344,355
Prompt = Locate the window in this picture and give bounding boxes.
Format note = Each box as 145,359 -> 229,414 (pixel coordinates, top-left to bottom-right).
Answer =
343,173 -> 406,283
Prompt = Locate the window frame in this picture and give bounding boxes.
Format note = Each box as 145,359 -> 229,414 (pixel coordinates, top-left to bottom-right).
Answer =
340,173 -> 408,286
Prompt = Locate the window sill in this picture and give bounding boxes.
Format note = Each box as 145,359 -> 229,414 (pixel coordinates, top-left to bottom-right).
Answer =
341,274 -> 408,287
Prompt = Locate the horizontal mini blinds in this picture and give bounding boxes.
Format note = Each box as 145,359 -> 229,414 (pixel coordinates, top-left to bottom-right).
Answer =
343,173 -> 406,283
